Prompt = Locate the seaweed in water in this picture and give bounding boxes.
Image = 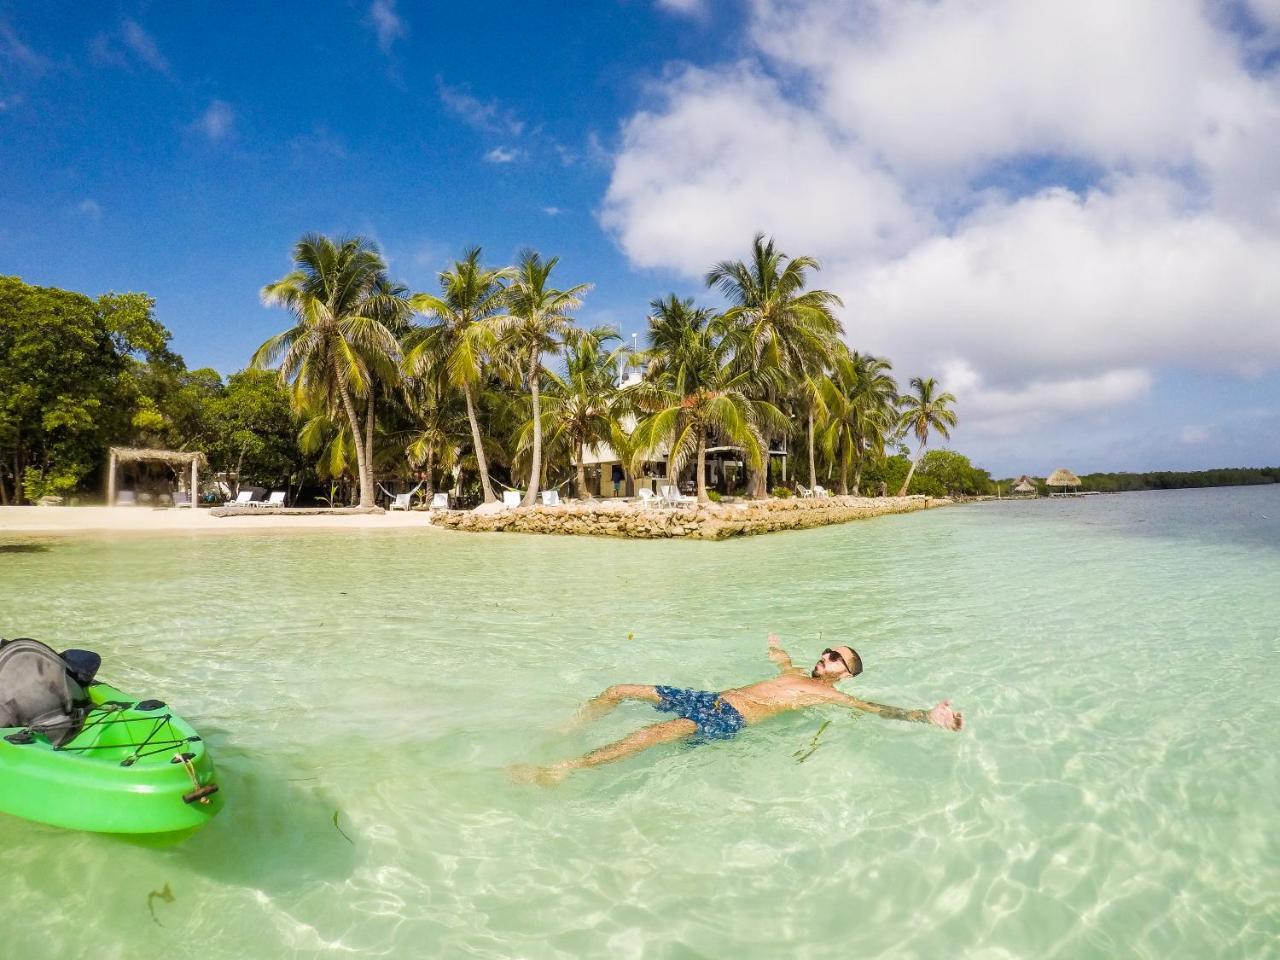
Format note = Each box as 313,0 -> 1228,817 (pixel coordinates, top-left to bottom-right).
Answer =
792,719 -> 833,764
147,882 -> 175,926
0,544 -> 51,554
332,810 -> 353,844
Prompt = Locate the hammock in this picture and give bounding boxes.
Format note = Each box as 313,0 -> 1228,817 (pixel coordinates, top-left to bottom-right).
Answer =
487,475 -> 573,493
377,480 -> 426,503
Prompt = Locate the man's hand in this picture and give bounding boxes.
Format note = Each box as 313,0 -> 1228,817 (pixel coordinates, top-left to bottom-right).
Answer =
767,633 -> 799,674
927,700 -> 964,732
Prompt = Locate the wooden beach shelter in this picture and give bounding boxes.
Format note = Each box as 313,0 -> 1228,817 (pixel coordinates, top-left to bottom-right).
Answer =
1045,467 -> 1081,495
1012,479 -> 1036,495
106,447 -> 207,506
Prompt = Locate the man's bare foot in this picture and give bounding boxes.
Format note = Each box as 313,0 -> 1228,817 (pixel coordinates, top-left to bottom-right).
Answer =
927,699 -> 964,732
508,763 -> 571,785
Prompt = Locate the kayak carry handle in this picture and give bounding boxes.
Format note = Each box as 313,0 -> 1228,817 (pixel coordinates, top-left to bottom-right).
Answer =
183,783 -> 219,805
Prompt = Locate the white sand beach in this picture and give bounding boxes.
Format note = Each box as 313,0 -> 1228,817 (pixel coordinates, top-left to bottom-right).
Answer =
0,506 -> 434,536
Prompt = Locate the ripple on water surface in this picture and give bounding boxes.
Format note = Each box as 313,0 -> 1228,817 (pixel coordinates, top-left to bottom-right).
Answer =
1,487 -> 1278,958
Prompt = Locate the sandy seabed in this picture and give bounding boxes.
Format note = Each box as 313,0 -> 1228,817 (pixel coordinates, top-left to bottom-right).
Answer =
0,505 -> 434,536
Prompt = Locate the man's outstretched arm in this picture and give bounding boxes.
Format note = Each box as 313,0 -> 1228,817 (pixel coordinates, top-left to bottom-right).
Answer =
834,692 -> 964,732
767,633 -> 805,675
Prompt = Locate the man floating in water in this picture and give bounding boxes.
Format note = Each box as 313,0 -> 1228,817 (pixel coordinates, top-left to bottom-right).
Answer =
516,634 -> 963,783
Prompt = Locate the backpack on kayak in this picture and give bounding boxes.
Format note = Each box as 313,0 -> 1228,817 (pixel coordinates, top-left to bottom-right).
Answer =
0,638 -> 101,747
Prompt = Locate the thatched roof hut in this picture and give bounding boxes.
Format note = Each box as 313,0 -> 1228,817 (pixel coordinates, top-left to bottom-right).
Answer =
1013,479 -> 1036,494
1045,468 -> 1080,489
106,446 -> 207,506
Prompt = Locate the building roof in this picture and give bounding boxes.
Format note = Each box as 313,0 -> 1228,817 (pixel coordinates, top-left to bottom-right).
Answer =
108,446 -> 207,466
1013,479 -> 1036,493
1046,467 -> 1081,487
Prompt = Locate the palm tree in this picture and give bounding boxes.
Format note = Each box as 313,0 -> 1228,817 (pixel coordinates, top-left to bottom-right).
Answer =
821,351 -> 899,494
402,368 -> 466,501
706,233 -> 843,496
897,376 -> 958,496
540,325 -> 629,499
405,248 -> 513,503
490,251 -> 591,506
631,312 -> 786,504
640,294 -> 718,485
253,234 -> 406,507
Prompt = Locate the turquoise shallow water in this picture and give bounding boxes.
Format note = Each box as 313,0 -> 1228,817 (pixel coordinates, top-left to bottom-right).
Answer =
1,487 -> 1278,959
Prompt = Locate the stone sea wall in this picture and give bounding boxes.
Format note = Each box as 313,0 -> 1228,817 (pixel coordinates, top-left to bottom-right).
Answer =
430,495 -> 948,540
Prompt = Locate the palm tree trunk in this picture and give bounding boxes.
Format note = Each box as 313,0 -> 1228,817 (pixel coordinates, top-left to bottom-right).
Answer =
839,456 -> 849,495
898,448 -> 924,497
364,395 -> 376,506
335,370 -> 371,507
695,428 -> 709,504
576,442 -> 589,499
424,447 -> 435,500
522,352 -> 542,507
464,383 -> 496,503
807,408 -> 817,488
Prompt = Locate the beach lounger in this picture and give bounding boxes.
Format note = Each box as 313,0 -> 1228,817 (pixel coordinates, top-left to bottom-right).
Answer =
225,491 -> 255,507
502,490 -> 523,508
813,484 -> 830,498
388,493 -> 412,511
172,491 -> 191,508
637,489 -> 658,508
541,489 -> 560,506
797,484 -> 813,498
660,484 -> 695,507
115,490 -> 137,506
429,492 -> 449,510
251,491 -> 286,508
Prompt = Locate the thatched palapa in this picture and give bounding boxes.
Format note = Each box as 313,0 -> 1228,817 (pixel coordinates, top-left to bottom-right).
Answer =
106,446 -> 207,506
1045,468 -> 1080,488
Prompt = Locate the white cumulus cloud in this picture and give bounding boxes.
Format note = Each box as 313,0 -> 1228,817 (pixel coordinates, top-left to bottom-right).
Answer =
600,0 -> 1280,463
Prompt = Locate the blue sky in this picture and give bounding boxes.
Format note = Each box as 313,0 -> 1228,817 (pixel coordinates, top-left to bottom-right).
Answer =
2,1 -> 1278,476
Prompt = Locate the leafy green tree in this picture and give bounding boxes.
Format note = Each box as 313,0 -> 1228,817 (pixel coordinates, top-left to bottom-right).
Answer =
406,248 -> 513,503
490,251 -> 591,506
919,449 -> 991,496
0,277 -> 173,503
253,235 -> 406,507
206,370 -> 301,493
897,376 -> 958,496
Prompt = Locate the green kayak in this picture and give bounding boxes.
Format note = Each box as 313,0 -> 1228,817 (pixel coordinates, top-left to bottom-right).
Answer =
0,677 -> 223,840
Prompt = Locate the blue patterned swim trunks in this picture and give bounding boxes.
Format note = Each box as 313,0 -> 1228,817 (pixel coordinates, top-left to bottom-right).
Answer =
654,686 -> 746,742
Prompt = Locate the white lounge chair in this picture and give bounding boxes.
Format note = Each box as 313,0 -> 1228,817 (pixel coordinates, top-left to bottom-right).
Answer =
660,484 -> 695,508
226,490 -> 255,507
541,489 -> 560,506
115,490 -> 137,506
429,492 -> 450,510
252,491 -> 286,508
813,484 -> 831,498
637,488 -> 658,508
172,491 -> 192,508
796,484 -> 813,498
388,492 -> 412,511
502,489 -> 523,508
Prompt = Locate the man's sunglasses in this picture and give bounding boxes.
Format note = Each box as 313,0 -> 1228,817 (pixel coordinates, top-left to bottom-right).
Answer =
822,648 -> 854,675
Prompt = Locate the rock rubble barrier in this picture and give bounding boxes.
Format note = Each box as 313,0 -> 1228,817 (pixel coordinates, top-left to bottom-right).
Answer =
429,495 -> 948,540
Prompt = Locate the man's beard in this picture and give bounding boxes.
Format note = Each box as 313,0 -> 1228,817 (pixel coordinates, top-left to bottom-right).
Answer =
810,667 -> 820,679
